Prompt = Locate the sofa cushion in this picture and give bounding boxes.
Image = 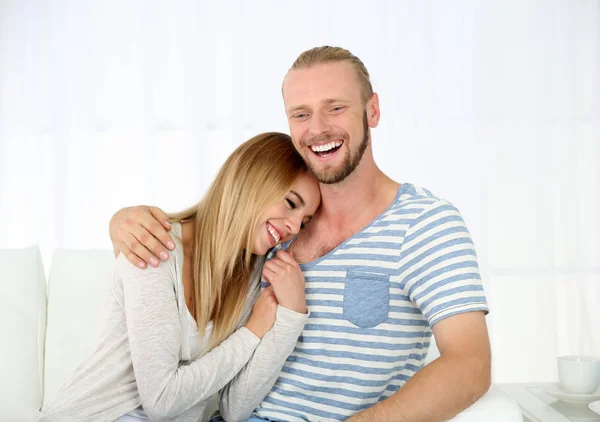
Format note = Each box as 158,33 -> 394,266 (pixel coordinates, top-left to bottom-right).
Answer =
43,249 -> 115,406
0,246 -> 46,421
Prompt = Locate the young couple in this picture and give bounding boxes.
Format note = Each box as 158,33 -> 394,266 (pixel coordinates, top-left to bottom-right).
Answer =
40,46 -> 491,422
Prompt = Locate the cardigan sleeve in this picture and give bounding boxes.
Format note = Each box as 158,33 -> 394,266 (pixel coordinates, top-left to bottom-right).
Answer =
116,254 -> 261,420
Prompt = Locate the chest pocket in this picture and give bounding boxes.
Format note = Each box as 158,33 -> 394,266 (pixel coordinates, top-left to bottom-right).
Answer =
343,271 -> 390,328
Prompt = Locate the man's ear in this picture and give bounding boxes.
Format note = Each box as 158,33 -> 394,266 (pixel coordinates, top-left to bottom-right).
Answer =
367,93 -> 380,128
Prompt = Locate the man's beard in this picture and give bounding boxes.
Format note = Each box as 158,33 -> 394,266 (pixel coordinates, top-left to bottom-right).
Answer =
304,112 -> 370,184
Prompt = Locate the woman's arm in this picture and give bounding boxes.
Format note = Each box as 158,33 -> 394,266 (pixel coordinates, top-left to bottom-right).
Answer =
218,305 -> 309,422
116,254 -> 262,420
219,249 -> 310,421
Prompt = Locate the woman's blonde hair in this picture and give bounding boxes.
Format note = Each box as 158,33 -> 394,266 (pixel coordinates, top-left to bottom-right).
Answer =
169,132 -> 307,350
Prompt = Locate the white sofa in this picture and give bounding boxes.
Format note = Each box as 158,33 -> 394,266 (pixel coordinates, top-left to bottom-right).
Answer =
1,246 -> 522,421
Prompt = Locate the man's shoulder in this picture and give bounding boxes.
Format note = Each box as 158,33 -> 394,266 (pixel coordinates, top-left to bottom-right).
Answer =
390,183 -> 449,211
386,183 -> 465,228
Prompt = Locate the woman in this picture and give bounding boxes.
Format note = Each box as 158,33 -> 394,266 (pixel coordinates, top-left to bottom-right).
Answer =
39,132 -> 320,421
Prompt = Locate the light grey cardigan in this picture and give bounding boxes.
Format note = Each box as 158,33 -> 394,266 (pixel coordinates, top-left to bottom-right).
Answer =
38,223 -> 308,422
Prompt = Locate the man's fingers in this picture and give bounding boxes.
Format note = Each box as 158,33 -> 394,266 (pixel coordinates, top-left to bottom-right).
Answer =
149,206 -> 171,227
140,220 -> 173,260
149,207 -> 175,243
125,232 -> 161,267
131,226 -> 165,265
145,208 -> 175,253
119,240 -> 147,269
124,251 -> 146,269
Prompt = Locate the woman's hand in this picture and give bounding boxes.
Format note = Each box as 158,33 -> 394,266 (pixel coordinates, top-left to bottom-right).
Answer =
262,250 -> 307,314
245,286 -> 278,339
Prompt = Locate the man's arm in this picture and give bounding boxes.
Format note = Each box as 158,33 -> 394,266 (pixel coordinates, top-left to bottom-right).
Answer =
347,311 -> 491,422
109,205 -> 175,267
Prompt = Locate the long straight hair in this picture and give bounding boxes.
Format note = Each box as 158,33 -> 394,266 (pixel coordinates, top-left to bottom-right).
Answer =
169,132 -> 307,350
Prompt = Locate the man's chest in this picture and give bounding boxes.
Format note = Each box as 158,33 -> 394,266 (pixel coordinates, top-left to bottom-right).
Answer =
288,224 -> 357,264
288,214 -> 363,264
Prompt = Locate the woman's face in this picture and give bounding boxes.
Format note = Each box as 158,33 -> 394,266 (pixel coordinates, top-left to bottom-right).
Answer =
252,172 -> 321,255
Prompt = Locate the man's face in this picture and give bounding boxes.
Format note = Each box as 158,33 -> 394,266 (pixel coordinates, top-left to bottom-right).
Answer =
282,61 -> 378,184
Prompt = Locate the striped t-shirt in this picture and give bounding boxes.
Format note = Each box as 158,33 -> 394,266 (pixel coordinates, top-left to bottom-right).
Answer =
254,183 -> 489,421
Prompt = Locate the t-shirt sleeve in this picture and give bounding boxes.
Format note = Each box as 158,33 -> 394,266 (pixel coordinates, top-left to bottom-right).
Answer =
398,200 -> 489,327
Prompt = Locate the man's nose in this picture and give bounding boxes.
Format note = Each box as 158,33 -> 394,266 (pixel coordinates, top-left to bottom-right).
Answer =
308,112 -> 330,137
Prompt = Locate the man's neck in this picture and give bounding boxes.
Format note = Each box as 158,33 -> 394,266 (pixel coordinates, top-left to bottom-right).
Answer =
317,156 -> 399,231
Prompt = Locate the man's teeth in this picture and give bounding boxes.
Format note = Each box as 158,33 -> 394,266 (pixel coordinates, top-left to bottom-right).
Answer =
311,140 -> 343,152
267,223 -> 281,242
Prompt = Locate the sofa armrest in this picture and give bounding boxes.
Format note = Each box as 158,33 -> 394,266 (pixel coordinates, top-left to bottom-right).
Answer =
0,246 -> 46,421
450,385 -> 523,422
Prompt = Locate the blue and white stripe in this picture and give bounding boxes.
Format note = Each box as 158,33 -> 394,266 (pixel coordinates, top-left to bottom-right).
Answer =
255,183 -> 488,421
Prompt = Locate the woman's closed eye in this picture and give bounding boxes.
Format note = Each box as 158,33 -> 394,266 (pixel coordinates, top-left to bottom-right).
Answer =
286,198 -> 297,209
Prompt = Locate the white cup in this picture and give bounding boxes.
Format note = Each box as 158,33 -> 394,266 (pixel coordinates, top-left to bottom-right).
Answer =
557,356 -> 600,394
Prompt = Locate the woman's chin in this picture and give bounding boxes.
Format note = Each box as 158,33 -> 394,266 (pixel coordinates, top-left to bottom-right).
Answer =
252,244 -> 268,256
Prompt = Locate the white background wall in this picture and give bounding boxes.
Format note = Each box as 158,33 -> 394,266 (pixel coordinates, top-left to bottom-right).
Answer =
1,0 -> 598,383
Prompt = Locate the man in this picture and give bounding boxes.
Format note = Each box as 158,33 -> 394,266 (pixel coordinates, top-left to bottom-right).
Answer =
110,46 -> 491,421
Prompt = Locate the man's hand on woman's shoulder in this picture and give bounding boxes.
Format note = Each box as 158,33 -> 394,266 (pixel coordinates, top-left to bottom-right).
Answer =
109,205 -> 175,268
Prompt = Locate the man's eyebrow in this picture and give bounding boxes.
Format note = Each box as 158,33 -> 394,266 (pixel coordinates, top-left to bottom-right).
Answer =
290,190 -> 305,207
287,98 -> 350,114
287,105 -> 308,114
322,98 -> 348,106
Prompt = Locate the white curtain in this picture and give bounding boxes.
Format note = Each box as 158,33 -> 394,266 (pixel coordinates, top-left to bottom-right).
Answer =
1,0 -> 598,384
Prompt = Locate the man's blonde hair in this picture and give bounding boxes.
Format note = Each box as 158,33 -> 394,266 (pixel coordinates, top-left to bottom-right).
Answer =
290,46 -> 374,105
